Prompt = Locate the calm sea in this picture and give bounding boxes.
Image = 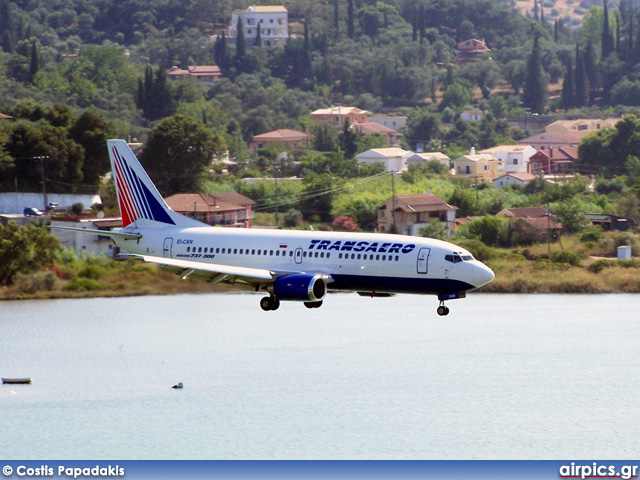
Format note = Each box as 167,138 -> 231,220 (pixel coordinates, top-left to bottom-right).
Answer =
1,293 -> 639,460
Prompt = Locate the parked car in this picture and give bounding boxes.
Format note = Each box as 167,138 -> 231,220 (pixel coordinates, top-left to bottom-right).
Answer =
23,207 -> 44,216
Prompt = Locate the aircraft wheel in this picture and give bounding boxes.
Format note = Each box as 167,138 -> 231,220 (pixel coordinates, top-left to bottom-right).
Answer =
260,297 -> 272,311
437,305 -> 447,316
444,306 -> 450,316
304,300 -> 323,309
271,297 -> 281,311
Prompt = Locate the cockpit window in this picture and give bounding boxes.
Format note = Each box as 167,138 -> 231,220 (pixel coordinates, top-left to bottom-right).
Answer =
445,254 -> 462,263
445,252 -> 474,263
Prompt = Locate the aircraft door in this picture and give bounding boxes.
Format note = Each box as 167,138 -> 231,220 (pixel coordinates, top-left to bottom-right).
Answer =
163,237 -> 173,258
417,247 -> 430,274
295,247 -> 303,264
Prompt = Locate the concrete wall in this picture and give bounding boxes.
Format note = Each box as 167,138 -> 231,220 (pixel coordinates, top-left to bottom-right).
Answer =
0,193 -> 101,214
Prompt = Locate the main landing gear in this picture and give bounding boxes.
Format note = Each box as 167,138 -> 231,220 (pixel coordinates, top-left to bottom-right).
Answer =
437,301 -> 450,316
260,296 -> 280,311
304,300 -> 323,309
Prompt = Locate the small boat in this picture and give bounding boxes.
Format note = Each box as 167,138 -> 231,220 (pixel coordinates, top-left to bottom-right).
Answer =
2,378 -> 32,385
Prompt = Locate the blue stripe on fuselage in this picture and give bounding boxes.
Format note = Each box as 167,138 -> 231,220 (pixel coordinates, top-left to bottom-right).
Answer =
327,274 -> 474,295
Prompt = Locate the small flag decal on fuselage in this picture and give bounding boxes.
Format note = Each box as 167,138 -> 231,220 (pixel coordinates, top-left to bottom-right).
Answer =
279,244 -> 287,248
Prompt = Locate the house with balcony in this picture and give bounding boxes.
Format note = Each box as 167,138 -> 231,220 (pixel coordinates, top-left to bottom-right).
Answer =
479,145 -> 536,174
164,192 -> 255,228
167,65 -> 221,86
453,148 -> 505,182
456,39 -> 490,65
545,118 -> 620,134
529,147 -> 576,175
353,122 -> 403,146
311,106 -> 370,126
249,129 -> 309,153
229,5 -> 288,47
377,194 -> 457,236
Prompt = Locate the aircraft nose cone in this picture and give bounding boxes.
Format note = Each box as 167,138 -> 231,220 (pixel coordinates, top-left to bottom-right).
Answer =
474,263 -> 495,288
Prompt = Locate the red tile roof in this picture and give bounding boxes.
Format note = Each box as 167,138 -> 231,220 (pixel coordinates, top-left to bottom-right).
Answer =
165,193 -> 243,213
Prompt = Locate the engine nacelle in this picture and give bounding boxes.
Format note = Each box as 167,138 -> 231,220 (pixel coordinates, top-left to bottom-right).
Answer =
273,274 -> 327,302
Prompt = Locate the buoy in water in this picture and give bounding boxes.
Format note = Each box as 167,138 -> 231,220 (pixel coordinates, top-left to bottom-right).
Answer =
172,382 -> 183,389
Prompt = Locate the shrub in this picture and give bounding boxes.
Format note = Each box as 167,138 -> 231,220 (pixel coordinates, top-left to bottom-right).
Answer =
71,202 -> 84,215
614,232 -> 639,255
332,215 -> 357,232
63,277 -> 104,292
283,208 -> 303,228
550,250 -> 583,267
588,259 -> 615,274
580,226 -> 602,243
13,271 -> 59,293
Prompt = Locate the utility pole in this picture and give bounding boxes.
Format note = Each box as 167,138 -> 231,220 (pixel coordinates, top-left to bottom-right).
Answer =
391,170 -> 397,233
39,156 -> 48,213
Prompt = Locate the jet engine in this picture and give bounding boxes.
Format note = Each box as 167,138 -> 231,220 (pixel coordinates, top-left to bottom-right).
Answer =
273,273 -> 327,301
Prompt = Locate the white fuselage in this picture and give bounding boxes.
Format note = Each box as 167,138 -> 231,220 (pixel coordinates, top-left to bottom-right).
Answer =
114,225 -> 494,295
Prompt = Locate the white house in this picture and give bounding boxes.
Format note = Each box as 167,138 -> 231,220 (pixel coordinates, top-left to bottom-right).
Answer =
0,192 -> 101,214
368,116 -> 407,131
493,172 -> 537,188
50,217 -> 122,257
406,152 -> 451,169
479,145 -> 536,174
460,109 -> 483,122
229,5 -> 288,47
355,148 -> 413,172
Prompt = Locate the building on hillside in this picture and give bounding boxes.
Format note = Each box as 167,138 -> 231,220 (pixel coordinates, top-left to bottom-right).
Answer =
229,5 -> 288,47
311,106 -> 370,126
353,122 -> 403,146
529,147 -> 577,175
479,145 -> 536,174
493,172 -> 537,188
249,129 -> 309,153
460,109 -> 483,122
378,194 -> 457,236
545,118 -> 620,133
368,116 -> 407,131
164,192 -> 255,228
406,152 -> 451,169
50,217 -> 122,257
497,206 -> 562,237
167,65 -> 221,86
456,38 -> 490,65
516,131 -> 584,152
585,213 -> 634,231
453,148 -> 505,182
355,148 -> 412,172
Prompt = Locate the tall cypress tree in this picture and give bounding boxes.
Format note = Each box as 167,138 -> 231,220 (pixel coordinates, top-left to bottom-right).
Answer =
419,4 -> 426,43
584,40 -> 598,103
214,31 -> 227,68
616,11 -> 621,55
562,61 -> 575,110
574,43 -> 588,107
29,41 -> 39,83
347,0 -> 354,39
235,16 -> 246,63
255,24 -> 262,47
411,7 -> 417,42
602,0 -> 614,59
523,33 -> 547,113
334,0 -> 339,36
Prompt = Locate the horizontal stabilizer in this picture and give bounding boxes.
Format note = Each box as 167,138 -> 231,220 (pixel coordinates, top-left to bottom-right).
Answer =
49,225 -> 142,240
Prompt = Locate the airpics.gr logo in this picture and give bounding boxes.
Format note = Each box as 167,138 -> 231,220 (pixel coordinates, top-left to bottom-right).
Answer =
308,239 -> 416,254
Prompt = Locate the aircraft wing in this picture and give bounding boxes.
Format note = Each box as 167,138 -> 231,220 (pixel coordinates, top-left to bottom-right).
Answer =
140,255 -> 274,285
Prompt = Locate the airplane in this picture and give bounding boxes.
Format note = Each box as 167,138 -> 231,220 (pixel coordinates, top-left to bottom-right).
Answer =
53,139 -> 494,315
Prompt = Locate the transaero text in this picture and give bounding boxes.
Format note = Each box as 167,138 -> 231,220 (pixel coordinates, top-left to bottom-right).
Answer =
308,240 -> 416,254
13,465 -> 124,478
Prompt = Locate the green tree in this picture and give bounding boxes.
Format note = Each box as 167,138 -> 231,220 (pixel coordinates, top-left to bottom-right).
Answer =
418,220 -> 448,240
140,115 -> 226,196
340,118 -> 359,159
0,222 -> 60,285
553,198 -> 589,233
311,122 -> 338,152
29,41 -> 38,83
235,16 -> 246,67
68,109 -> 117,185
406,108 -> 442,149
440,82 -> 472,112
299,172 -> 343,222
522,33 -> 547,114
562,61 -> 575,110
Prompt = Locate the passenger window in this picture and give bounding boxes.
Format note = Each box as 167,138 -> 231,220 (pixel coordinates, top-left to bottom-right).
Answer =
376,254 -> 380,261
252,249 -> 255,255
269,250 -> 273,255
289,251 -> 293,257
303,251 -> 307,257
198,247 -> 202,253
339,253 -> 342,259
276,251 -> 280,256
257,250 -> 261,255
239,249 -> 243,254
327,253 -> 330,259
357,254 -> 361,260
216,248 -> 220,253
187,247 -> 190,252
395,255 -> 399,261
351,254 -> 355,259
221,248 -> 225,254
